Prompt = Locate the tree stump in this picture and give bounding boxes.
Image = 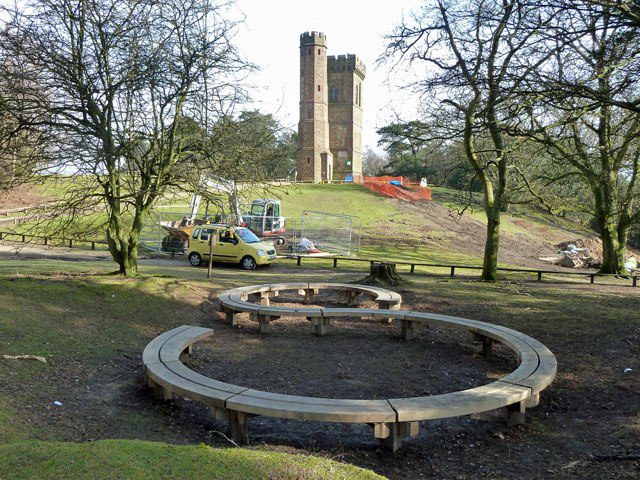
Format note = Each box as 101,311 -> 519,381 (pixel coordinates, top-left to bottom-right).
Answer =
360,261 -> 407,287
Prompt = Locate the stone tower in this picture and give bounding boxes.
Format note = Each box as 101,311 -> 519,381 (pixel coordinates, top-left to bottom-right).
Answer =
328,54 -> 366,182
297,32 -> 333,182
297,32 -> 365,183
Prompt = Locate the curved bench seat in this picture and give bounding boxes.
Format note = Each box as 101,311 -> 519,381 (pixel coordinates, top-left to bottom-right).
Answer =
219,283 -> 403,333
143,314 -> 556,452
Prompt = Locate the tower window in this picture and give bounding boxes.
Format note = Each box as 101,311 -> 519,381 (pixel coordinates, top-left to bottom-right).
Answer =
317,85 -> 321,92
318,48 -> 321,55
307,157 -> 310,164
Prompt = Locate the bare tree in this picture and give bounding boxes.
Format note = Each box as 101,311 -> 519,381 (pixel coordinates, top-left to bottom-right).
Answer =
385,0 -> 554,280
362,147 -> 388,177
520,1 -> 640,273
1,0 -> 249,275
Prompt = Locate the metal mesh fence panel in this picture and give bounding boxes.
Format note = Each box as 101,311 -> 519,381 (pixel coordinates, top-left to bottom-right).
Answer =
294,210 -> 360,256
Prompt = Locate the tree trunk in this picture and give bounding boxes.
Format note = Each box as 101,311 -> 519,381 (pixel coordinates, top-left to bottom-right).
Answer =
481,211 -> 500,281
599,224 -> 627,274
118,248 -> 138,276
106,217 -> 140,277
361,262 -> 406,286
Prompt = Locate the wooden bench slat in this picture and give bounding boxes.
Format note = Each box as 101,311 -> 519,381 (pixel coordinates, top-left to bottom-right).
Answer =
389,381 -> 531,422
142,325 -> 193,366
158,326 -> 213,364
146,361 -> 240,408
226,389 -> 397,423
320,308 -> 406,319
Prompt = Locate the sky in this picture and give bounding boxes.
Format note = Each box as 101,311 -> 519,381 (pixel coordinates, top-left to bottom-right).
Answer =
233,0 -> 425,152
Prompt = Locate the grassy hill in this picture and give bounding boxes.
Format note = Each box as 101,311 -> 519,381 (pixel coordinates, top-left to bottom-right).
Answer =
1,181 -> 593,269
274,183 -> 590,267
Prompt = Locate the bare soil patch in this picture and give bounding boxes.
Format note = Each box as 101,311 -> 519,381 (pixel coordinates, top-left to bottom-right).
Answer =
0,185 -> 51,210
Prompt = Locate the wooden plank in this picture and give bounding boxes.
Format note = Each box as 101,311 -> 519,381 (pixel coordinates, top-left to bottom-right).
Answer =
142,325 -> 193,366
225,390 -> 396,423
320,308 -> 406,320
158,327 -> 213,364
164,361 -> 247,396
257,306 -> 322,317
145,361 -> 242,408
389,381 -> 531,422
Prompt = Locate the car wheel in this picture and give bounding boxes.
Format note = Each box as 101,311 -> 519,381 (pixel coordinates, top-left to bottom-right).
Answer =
188,252 -> 202,267
240,255 -> 256,270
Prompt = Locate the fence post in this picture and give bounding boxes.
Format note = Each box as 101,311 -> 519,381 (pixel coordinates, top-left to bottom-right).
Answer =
297,256 -> 301,266
633,276 -> 638,288
590,274 -> 595,284
333,258 -> 338,268
91,242 -> 95,250
450,266 -> 455,277
410,264 -> 415,274
0,232 -> 3,240
537,271 -> 542,281
22,235 -> 25,242
44,237 -> 48,246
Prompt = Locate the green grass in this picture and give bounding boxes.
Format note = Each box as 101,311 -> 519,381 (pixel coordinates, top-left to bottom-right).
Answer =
0,440 -> 383,480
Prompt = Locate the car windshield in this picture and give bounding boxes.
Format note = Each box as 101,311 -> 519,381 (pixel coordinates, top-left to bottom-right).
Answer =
236,228 -> 261,244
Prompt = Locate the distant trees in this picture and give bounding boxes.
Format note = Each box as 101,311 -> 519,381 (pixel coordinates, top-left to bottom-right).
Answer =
201,111 -> 297,184
1,0 -> 250,276
0,32 -> 45,190
362,147 -> 388,177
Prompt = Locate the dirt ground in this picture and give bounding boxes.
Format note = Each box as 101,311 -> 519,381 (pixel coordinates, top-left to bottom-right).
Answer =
0,185 -> 52,210
5,266 -> 638,480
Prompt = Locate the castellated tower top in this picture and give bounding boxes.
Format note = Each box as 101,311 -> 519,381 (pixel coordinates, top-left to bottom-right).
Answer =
300,31 -> 327,46
328,54 -> 366,79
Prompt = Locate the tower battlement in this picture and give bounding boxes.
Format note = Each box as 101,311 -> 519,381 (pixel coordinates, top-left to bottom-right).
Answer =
328,54 -> 366,78
300,31 -> 327,46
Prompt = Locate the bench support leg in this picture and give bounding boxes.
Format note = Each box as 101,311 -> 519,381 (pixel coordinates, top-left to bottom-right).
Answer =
259,292 -> 271,306
345,290 -> 358,307
258,315 -> 273,334
401,320 -> 417,341
222,307 -> 238,326
302,288 -> 314,304
506,401 -> 526,426
482,337 -> 493,358
310,317 -> 329,336
210,406 -> 228,421
179,344 -> 193,362
470,332 -> 493,358
148,378 -> 172,401
227,410 -> 249,444
377,421 -> 420,452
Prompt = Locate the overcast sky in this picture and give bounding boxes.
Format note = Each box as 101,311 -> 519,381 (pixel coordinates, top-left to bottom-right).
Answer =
234,0 -> 425,152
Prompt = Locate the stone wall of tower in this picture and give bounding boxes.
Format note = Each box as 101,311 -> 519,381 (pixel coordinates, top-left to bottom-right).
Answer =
297,32 -> 333,182
327,54 -> 365,182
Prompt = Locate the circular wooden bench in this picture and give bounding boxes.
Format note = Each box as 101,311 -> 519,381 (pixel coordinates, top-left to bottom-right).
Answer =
143,300 -> 557,451
218,282 -> 403,335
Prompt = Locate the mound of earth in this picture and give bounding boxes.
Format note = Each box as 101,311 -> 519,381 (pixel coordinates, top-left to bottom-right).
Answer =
555,237 -> 603,269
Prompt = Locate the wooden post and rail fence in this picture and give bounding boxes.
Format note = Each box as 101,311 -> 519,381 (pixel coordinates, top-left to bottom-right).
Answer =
291,254 -> 640,288
0,228 -> 637,287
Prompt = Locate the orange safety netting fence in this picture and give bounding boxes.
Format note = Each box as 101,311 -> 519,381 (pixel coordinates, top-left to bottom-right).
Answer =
363,176 -> 432,202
